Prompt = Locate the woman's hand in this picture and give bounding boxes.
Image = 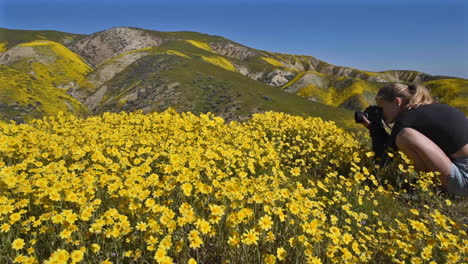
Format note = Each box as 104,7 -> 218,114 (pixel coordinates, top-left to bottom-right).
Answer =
360,116 -> 371,129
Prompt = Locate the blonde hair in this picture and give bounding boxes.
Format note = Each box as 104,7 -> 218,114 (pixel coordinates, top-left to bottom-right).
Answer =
376,83 -> 435,110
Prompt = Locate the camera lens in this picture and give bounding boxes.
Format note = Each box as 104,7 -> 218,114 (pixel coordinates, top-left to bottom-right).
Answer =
354,111 -> 366,123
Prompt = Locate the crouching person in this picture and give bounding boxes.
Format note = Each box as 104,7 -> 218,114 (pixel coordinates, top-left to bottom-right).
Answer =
357,83 -> 468,196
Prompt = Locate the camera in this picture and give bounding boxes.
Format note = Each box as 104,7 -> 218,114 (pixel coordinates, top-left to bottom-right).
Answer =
354,105 -> 383,124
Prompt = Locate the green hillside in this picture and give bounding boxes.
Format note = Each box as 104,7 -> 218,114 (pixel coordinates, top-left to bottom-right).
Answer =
67,36 -> 358,128
64,27 -> 468,116
90,50 -> 357,129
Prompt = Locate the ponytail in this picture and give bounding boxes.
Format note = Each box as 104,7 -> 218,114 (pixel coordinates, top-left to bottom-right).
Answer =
405,84 -> 434,110
376,83 -> 434,110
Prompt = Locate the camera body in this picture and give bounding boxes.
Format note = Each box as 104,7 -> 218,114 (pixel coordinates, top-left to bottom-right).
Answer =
354,105 -> 383,124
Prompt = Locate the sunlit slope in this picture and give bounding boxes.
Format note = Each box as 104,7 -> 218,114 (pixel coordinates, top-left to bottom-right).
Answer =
84,50 -> 357,129
0,65 -> 88,122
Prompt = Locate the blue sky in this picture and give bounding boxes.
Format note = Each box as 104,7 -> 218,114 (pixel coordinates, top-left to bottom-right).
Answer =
1,0 -> 467,78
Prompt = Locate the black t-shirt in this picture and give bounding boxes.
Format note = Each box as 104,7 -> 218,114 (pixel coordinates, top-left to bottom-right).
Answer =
390,103 -> 468,156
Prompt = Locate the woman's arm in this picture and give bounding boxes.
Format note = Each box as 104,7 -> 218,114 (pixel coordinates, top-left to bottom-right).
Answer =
361,117 -> 392,166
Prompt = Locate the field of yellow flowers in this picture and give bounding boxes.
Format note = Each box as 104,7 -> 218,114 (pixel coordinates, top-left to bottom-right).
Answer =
1,110 -> 467,264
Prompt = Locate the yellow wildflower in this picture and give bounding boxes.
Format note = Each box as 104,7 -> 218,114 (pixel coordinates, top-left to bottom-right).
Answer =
91,243 -> 100,253
12,238 -> 25,250
259,215 -> 274,231
277,247 -> 287,261
71,249 -> 84,263
242,229 -> 259,245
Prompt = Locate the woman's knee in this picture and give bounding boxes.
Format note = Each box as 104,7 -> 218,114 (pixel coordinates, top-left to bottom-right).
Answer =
396,127 -> 419,149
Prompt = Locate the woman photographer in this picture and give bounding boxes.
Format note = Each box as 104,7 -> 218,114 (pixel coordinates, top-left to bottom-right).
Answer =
361,83 -> 468,196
